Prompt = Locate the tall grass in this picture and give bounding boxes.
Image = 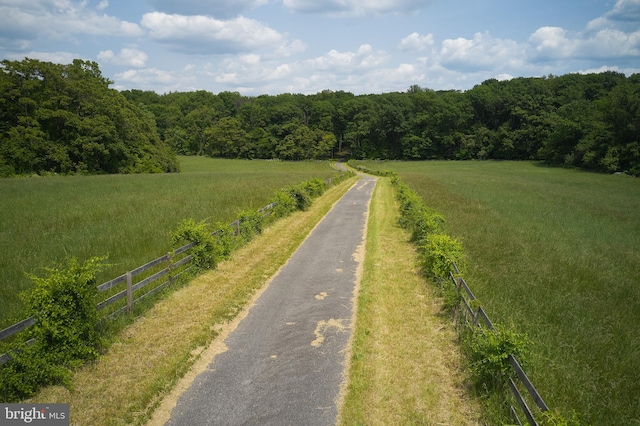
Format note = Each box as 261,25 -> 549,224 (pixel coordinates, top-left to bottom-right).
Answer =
0,157 -> 337,328
358,160 -> 640,426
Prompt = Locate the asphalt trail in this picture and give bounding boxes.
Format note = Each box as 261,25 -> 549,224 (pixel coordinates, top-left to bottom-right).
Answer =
166,176 -> 377,426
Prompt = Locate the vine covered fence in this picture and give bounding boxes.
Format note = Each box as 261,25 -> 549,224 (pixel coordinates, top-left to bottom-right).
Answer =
449,262 -> 550,426
0,172 -> 352,367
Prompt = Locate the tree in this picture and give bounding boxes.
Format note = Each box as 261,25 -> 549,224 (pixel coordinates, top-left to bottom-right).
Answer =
181,106 -> 220,155
204,117 -> 251,158
115,70 -> 639,176
0,58 -> 178,176
276,125 -> 334,160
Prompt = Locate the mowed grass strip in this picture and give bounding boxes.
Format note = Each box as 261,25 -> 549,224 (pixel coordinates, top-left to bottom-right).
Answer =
28,175 -> 359,426
0,157 -> 338,327
360,160 -> 640,425
339,177 -> 481,425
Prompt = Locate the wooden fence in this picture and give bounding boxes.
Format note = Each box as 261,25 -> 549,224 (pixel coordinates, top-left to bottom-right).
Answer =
0,201 -> 278,365
449,262 -> 550,426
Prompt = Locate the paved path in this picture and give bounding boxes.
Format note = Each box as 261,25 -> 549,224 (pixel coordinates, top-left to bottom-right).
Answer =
166,176 -> 377,426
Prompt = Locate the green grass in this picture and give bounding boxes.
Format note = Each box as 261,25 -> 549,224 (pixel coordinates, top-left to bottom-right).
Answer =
357,160 -> 640,426
0,157 -> 337,328
339,178 -> 481,425
28,175 -> 360,425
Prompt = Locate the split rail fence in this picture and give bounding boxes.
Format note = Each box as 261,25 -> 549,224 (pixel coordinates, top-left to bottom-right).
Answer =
0,201 -> 278,365
449,262 -> 550,426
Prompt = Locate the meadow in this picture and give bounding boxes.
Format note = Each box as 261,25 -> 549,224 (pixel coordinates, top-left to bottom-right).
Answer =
358,160 -> 640,425
0,157 -> 338,328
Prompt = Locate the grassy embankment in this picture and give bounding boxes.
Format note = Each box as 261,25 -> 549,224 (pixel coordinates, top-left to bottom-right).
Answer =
29,173 -> 359,425
339,177 -> 481,425
358,160 -> 640,426
0,157 -> 337,328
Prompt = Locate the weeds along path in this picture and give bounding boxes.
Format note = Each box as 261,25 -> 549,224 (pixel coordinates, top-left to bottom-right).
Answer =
339,177 -> 482,425
28,176 -> 359,425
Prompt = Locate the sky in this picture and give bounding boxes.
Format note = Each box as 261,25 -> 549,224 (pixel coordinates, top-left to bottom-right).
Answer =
1,0 -> 639,96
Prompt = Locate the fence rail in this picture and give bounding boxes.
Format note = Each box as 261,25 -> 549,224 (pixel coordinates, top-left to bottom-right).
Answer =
449,262 -> 549,426
0,201 -> 276,365
0,173 -> 351,366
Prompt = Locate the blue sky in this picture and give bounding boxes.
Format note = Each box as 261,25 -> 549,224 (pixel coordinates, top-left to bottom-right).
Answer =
1,0 -> 639,95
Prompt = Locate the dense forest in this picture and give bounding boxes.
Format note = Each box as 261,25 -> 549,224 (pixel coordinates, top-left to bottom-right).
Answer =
0,58 -> 179,176
2,58 -> 639,176
123,71 -> 639,176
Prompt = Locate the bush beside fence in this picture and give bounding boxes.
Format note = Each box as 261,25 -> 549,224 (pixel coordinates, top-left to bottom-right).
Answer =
391,173 -> 563,426
0,170 -> 353,402
348,161 -> 574,426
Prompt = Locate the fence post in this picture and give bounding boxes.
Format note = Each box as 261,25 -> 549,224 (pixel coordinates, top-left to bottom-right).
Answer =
126,271 -> 133,314
167,252 -> 173,287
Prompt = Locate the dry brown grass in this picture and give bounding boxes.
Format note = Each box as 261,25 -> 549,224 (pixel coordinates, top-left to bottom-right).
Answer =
28,176 -> 359,426
338,177 -> 482,425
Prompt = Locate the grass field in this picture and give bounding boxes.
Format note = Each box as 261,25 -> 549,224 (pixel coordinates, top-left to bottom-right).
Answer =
357,160 -> 640,426
0,157 -> 338,328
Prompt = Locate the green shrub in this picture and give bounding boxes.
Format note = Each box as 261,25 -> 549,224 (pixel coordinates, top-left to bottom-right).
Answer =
300,178 -> 326,198
464,324 -> 530,393
408,208 -> 445,242
211,222 -> 236,263
346,161 -> 397,177
270,179 -> 321,218
0,343 -> 70,402
419,233 -> 464,279
0,257 -> 105,401
237,209 -> 264,244
441,280 -> 464,314
172,219 -> 216,270
285,185 -> 312,211
393,180 -> 445,242
24,256 -> 105,361
540,410 -> 584,426
271,190 -> 297,219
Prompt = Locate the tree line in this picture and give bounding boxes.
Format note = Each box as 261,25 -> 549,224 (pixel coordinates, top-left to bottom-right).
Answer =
124,72 -> 639,176
2,57 -> 638,176
0,58 -> 179,176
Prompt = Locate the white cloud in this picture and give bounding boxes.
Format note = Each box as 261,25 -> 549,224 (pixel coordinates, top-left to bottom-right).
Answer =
282,0 -> 433,16
4,50 -> 81,64
495,73 -> 514,81
98,48 -> 148,67
115,67 -> 194,92
192,44 -> 395,94
399,32 -> 434,51
209,55 -> 281,87
529,27 -> 574,59
527,1 -> 640,63
440,32 -> 525,71
0,0 -> 142,45
578,64 -> 640,76
530,26 -> 640,60
600,0 -> 640,27
274,39 -> 307,58
146,0 -> 268,19
306,44 -> 390,71
141,12 -> 284,54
